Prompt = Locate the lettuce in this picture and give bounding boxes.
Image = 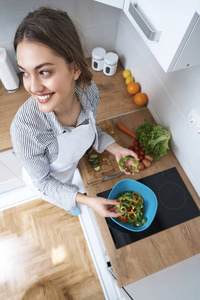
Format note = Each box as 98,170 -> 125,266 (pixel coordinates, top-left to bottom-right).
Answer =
135,119 -> 171,161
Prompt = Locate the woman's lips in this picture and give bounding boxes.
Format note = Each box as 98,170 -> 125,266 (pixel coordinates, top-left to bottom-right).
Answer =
36,93 -> 54,104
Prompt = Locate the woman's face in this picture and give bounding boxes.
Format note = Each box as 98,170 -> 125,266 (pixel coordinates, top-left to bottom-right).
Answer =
17,40 -> 81,114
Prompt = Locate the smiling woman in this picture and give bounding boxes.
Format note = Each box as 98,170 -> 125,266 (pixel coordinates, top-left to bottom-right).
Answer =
10,7 -> 139,219
16,41 -> 80,117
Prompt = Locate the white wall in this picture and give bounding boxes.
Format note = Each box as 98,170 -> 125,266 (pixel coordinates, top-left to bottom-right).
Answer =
115,12 -> 200,197
0,0 -> 120,72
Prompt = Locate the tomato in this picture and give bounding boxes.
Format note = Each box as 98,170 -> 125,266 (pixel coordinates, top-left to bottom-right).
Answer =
134,150 -> 139,155
140,150 -> 145,156
141,146 -> 145,151
138,154 -> 144,161
134,140 -> 139,146
134,145 -> 139,150
128,146 -> 134,150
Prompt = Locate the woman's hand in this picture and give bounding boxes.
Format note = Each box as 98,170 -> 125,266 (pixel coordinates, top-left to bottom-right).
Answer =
76,193 -> 123,218
88,197 -> 123,218
106,142 -> 139,175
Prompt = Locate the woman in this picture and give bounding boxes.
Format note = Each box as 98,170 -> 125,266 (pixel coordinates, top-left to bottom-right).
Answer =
11,7 -> 138,217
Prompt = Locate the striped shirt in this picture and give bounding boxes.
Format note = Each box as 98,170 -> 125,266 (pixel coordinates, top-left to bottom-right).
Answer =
10,81 -> 115,214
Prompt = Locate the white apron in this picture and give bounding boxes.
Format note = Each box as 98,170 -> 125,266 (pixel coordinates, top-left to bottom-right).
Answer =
22,111 -> 96,215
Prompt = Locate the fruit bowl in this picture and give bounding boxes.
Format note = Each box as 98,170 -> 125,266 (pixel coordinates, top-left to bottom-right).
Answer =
108,179 -> 158,232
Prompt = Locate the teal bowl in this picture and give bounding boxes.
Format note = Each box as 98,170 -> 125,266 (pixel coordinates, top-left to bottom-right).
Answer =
108,179 -> 158,232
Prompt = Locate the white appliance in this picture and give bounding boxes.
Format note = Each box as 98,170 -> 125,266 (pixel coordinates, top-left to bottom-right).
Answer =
0,48 -> 20,92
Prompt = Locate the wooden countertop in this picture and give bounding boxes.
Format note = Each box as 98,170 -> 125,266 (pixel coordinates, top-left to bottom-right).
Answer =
1,60 -> 200,288
78,61 -> 200,287
0,77 -> 29,152
78,110 -> 200,288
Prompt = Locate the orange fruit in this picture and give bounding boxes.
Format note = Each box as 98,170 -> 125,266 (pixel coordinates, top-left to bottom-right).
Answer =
122,69 -> 131,79
127,82 -> 140,95
134,92 -> 148,106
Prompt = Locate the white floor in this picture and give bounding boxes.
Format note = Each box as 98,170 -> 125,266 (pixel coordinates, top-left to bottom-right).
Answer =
0,150 -> 36,211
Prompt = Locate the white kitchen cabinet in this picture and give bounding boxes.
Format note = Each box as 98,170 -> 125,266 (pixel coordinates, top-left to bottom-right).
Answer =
94,0 -> 124,9
123,0 -> 200,72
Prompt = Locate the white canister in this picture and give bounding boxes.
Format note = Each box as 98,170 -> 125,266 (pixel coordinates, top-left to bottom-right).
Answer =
103,52 -> 119,76
92,47 -> 106,71
0,48 -> 19,91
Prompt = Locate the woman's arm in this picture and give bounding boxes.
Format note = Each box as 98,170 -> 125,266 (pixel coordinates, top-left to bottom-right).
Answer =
75,193 -> 122,218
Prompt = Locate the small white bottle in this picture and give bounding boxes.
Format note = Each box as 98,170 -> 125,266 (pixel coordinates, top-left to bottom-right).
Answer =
92,47 -> 106,71
103,52 -> 119,76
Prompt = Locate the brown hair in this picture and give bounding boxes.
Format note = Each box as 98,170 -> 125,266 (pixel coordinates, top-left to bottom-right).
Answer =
14,7 -> 92,86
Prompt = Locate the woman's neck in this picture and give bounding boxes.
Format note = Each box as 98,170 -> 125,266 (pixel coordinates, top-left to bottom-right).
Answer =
54,93 -> 81,127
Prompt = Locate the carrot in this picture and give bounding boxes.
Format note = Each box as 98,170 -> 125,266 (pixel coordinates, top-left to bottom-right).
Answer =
116,123 -> 137,139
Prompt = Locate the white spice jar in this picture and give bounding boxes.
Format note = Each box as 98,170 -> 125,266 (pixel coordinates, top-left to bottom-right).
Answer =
103,52 -> 119,76
91,47 -> 106,71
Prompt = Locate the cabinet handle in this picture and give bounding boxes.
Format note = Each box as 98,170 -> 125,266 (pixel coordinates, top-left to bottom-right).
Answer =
128,2 -> 162,42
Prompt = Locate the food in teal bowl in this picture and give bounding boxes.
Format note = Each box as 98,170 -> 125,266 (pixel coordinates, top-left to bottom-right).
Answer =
108,179 -> 158,232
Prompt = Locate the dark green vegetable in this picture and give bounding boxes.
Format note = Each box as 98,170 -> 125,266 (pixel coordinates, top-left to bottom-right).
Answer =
141,217 -> 147,224
115,204 -> 127,214
88,154 -> 101,171
119,156 -> 139,173
136,119 -> 171,161
134,221 -> 142,227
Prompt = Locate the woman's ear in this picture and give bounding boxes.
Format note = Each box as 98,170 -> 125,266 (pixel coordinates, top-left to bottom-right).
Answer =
72,62 -> 81,80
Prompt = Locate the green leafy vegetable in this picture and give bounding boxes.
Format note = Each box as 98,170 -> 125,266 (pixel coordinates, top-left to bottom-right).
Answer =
136,119 -> 171,161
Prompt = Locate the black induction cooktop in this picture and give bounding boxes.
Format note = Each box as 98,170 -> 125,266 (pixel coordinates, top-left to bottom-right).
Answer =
97,167 -> 200,249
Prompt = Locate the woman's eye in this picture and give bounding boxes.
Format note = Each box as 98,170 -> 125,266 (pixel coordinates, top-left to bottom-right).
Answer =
40,70 -> 51,76
21,71 -> 29,77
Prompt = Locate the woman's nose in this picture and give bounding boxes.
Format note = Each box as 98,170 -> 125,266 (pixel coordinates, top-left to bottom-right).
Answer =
29,76 -> 44,94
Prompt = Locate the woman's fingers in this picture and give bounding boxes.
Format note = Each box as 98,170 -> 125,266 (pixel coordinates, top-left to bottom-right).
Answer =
105,199 -> 123,217
107,199 -> 119,205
